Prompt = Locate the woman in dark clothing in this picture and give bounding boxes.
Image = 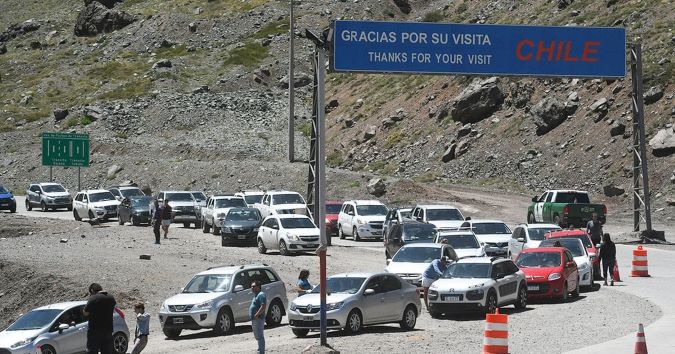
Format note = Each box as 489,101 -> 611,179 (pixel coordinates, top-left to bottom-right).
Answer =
599,233 -> 617,286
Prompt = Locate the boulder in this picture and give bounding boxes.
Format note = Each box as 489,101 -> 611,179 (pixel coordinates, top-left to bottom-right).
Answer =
74,1 -> 135,37
603,184 -> 625,197
192,85 -> 209,94
362,126 -> 377,142
53,108 -> 69,121
84,0 -> 120,8
0,19 -> 41,43
0,43 -> 6,54
609,121 -> 626,137
441,144 -> 456,163
644,85 -> 664,105
367,178 -> 386,196
450,77 -> 505,124
671,170 -> 675,184
278,73 -> 312,89
530,97 -> 578,135
153,59 -> 172,69
649,128 -> 675,157
188,22 -> 197,33
457,124 -> 472,138
84,106 -> 103,121
107,164 -> 123,178
455,139 -> 471,157
392,0 -> 412,14
139,254 -> 152,260
343,118 -> 354,128
509,81 -> 534,108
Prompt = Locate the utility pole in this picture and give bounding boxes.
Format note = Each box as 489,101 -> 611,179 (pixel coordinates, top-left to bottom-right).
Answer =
288,0 -> 295,162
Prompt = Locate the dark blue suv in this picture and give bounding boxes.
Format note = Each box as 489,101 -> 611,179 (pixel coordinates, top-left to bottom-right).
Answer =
0,185 -> 17,213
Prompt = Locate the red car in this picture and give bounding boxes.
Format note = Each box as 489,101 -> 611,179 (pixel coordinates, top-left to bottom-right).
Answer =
325,201 -> 343,236
545,229 -> 601,280
516,247 -> 580,302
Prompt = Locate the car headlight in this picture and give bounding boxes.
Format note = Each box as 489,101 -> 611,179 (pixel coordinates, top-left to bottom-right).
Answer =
289,303 -> 297,311
253,227 -> 259,232
196,300 -> 212,309
428,290 -> 438,300
221,227 -> 232,233
357,218 -> 365,225
10,337 -> 35,348
10,195 -> 15,200
289,234 -> 300,241
578,263 -> 589,271
326,302 -> 344,311
548,272 -> 562,281
216,213 -> 226,219
466,289 -> 485,300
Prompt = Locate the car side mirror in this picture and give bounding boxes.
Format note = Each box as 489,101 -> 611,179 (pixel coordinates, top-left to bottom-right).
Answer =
517,237 -> 525,243
58,323 -> 69,332
363,289 -> 375,296
494,273 -> 505,280
595,244 -> 601,249
272,225 -> 279,230
532,196 -> 538,202
36,190 -> 42,194
233,285 -> 244,292
348,211 -> 354,216
566,261 -> 576,268
386,259 -> 391,265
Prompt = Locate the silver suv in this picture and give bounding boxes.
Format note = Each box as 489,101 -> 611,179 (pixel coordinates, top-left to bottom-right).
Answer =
159,264 -> 288,339
26,183 -> 72,212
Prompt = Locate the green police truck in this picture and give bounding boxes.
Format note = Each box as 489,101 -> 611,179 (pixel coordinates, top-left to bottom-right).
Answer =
527,190 -> 606,228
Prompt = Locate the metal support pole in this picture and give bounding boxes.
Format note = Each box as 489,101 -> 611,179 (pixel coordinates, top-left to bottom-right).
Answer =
49,166 -> 52,182
288,0 -> 295,162
78,167 -> 81,191
315,48 -> 328,347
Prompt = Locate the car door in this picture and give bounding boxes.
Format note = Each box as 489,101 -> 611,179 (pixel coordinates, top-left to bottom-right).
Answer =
542,192 -> 555,222
338,204 -> 348,235
564,250 -> 579,290
492,263 -> 513,304
204,198 -> 213,225
270,218 -> 281,247
28,185 -> 40,205
230,271 -> 253,322
76,194 -> 87,216
386,224 -> 402,257
344,204 -> 355,234
48,307 -> 86,353
380,275 -> 405,322
509,227 -> 525,260
258,218 -> 271,248
361,275 -> 388,324
534,192 -> 547,222
496,262 -> 519,304
118,198 -> 128,222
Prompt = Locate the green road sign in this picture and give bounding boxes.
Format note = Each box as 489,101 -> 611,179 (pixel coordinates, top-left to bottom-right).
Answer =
42,132 -> 90,167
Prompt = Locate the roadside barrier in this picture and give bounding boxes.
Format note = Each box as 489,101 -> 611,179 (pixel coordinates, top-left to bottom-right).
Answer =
613,260 -> 622,282
630,246 -> 650,277
483,308 -> 508,354
634,323 -> 648,354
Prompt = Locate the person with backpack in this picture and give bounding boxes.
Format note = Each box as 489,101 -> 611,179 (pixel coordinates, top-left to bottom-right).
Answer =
598,233 -> 617,286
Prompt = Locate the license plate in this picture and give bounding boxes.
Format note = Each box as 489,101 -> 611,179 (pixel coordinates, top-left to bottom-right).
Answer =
173,317 -> 184,324
527,285 -> 539,291
238,235 -> 247,240
443,295 -> 460,301
0,203 -> 7,206
303,316 -> 313,321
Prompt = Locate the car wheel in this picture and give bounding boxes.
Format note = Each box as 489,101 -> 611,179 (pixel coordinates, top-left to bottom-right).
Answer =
353,227 -> 361,241
9,206 -> 16,213
257,238 -> 267,254
195,220 -> 202,229
118,216 -> 124,225
266,300 -> 284,327
338,225 -> 345,239
486,291 -> 498,314
88,210 -> 95,220
399,305 -> 417,330
112,332 -> 128,354
292,328 -> 310,338
132,215 -> 140,226
212,224 -> 220,235
571,276 -> 580,298
41,202 -> 47,212
203,219 -> 210,233
221,236 -> 228,247
162,327 -> 182,339
279,240 -> 290,256
213,307 -> 234,335
183,222 -> 190,228
527,212 -> 535,224
561,281 -> 569,303
73,209 -> 82,221
26,199 -> 32,211
344,309 -> 362,334
40,345 -> 56,354
67,204 -> 73,211
514,283 -> 527,309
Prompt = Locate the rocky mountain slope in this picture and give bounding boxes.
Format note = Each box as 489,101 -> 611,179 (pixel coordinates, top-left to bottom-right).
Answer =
0,0 -> 673,215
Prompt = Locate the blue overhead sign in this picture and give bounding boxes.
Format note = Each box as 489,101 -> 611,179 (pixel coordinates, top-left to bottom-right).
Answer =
332,20 -> 626,78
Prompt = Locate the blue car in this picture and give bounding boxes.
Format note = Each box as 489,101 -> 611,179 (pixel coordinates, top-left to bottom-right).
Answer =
0,185 -> 17,213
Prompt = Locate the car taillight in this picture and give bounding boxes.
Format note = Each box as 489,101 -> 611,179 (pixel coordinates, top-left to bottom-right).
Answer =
115,307 -> 125,319
563,206 -> 569,215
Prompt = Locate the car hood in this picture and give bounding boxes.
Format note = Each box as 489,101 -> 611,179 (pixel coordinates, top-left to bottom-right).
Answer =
90,200 -> 120,208
43,191 -> 70,198
521,267 -> 561,280
475,234 -> 511,243
169,201 -> 196,207
430,220 -> 464,229
213,208 -> 233,215
431,278 -> 490,291
0,329 -> 43,347
455,248 -> 485,258
385,262 -> 428,275
0,192 -> 13,198
526,240 -> 543,248
357,215 -> 386,223
164,292 -> 225,306
292,293 -> 353,306
224,220 -> 260,228
286,228 -> 320,236
274,203 -> 307,210
132,206 -> 150,212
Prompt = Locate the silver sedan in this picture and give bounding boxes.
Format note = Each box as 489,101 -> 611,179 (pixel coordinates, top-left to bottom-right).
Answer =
287,272 -> 421,337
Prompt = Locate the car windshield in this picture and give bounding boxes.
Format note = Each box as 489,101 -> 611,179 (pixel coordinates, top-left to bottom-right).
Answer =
356,205 -> 388,216
244,195 -> 263,205
392,246 -> 440,263
564,235 -> 593,248
312,277 -> 366,295
280,218 -> 316,229
437,234 -> 480,249
402,225 -> 437,241
7,309 -> 62,330
326,204 -> 342,214
120,189 -> 144,198
0,186 -> 8,193
443,263 -> 491,279
472,223 -> 511,235
516,252 -> 562,268
272,193 -> 305,205
42,184 -> 66,193
540,239 -> 585,257
555,192 -> 590,204
89,192 -> 115,202
191,192 -> 207,201
215,199 -> 247,208
426,209 -> 463,221
131,197 -> 153,208
183,274 -> 232,293
529,227 -> 561,240
226,209 -> 260,222
166,192 -> 195,202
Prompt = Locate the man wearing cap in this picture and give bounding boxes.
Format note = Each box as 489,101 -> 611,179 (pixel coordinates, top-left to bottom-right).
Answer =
249,280 -> 266,353
421,256 -> 451,310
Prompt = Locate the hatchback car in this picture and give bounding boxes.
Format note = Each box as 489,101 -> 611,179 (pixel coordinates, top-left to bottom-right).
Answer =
539,237 -> 594,289
0,301 -> 129,354
384,243 -> 458,287
545,229 -> 601,280
508,223 -> 562,260
384,221 -> 438,260
25,183 -> 72,212
72,190 -> 120,221
159,264 -> 288,339
118,196 -> 153,226
220,208 -> 262,246
515,247 -> 579,302
0,185 -> 17,213
288,272 -> 420,337
434,231 -> 486,258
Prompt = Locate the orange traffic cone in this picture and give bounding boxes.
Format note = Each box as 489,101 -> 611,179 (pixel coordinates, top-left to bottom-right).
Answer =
483,308 -> 508,354
613,260 -> 622,282
634,323 -> 648,354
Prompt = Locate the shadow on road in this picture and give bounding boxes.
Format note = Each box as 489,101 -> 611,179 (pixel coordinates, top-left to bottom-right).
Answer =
167,324 -> 289,341
300,324 -> 422,338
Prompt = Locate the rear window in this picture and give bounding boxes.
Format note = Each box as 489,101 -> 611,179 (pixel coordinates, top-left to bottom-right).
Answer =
529,227 -> 561,240
326,204 -> 342,214
402,224 -> 437,241
426,209 -> 463,221
555,192 -> 590,204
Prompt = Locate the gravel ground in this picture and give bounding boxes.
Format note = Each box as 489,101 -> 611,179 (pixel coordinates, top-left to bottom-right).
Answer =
0,210 -> 662,354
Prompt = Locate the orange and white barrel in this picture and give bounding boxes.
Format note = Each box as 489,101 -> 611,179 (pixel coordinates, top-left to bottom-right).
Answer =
483,308 -> 508,354
630,245 -> 650,277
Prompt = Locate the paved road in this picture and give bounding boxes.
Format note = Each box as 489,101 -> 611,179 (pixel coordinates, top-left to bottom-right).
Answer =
14,196 -> 78,221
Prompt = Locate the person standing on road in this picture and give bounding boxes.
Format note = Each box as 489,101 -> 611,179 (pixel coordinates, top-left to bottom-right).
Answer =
297,269 -> 312,296
421,256 -> 451,310
249,280 -> 266,354
83,283 -> 116,354
160,199 -> 172,239
152,200 -> 162,244
599,233 -> 617,286
130,303 -> 150,354
586,212 -> 603,245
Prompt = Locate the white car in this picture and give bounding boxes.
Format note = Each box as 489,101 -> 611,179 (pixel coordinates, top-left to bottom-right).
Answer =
25,182 -> 72,211
72,189 -> 120,221
508,223 -> 562,260
254,191 -> 308,217
201,195 -> 248,235
459,219 -> 512,257
382,207 -> 412,240
410,205 -> 465,232
235,190 -> 265,207
428,257 -> 527,316
257,215 -> 320,255
288,272 -> 421,337
539,238 -> 594,289
338,200 -> 389,241
434,231 -> 486,258
0,301 -> 129,354
152,191 -> 201,228
384,243 -> 458,287
159,264 -> 288,339
107,186 -> 145,201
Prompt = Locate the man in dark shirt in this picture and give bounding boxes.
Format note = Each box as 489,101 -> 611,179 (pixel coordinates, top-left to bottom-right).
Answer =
586,212 -> 603,245
83,283 -> 116,354
152,199 -> 162,244
160,199 -> 172,239
598,233 -> 617,286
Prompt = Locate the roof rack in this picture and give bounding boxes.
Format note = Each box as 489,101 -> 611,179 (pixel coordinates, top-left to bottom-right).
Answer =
207,264 -> 235,270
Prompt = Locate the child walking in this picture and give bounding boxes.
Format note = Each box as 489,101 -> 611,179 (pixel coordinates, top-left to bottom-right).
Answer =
131,303 -> 150,354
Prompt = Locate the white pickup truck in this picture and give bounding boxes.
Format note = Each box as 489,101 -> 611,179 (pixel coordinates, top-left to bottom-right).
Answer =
254,191 -> 309,218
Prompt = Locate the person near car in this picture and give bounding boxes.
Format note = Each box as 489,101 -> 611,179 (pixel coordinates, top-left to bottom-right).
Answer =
130,302 -> 150,354
598,233 -> 617,286
297,269 -> 312,296
83,283 -> 116,354
421,256 -> 451,309
249,280 -> 267,354
160,199 -> 172,239
586,212 -> 603,245
152,200 -> 161,244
